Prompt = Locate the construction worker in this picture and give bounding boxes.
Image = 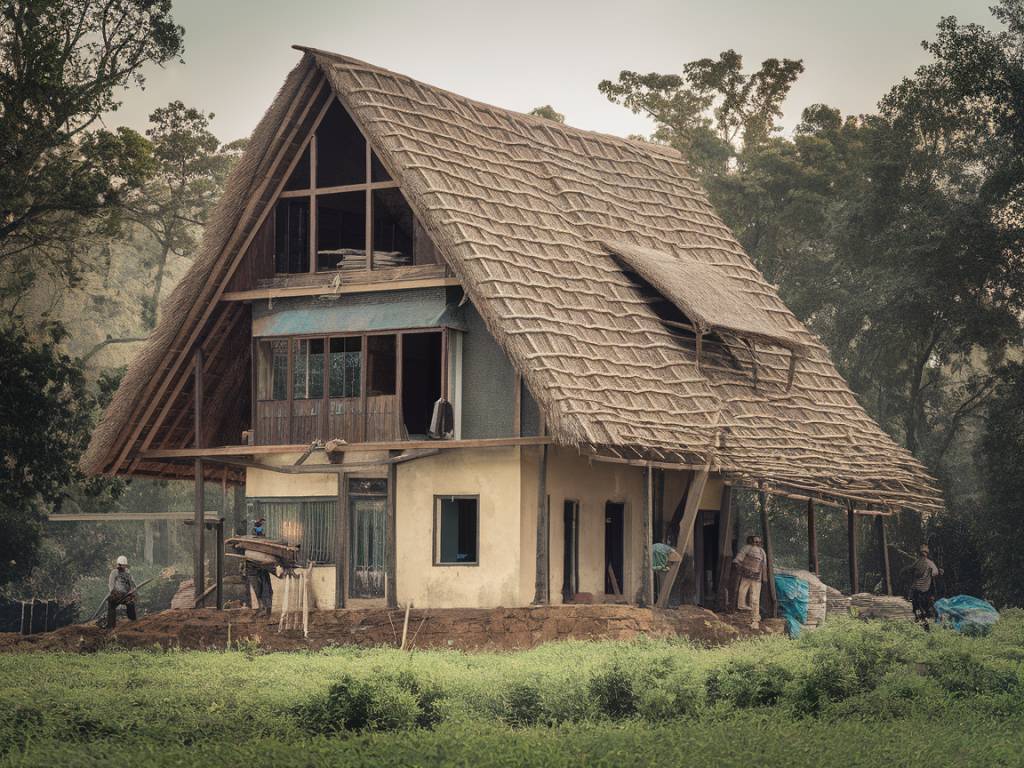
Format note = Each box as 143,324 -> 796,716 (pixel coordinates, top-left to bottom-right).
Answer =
245,518 -> 273,615
107,555 -> 138,628
908,544 -> 942,630
733,535 -> 768,629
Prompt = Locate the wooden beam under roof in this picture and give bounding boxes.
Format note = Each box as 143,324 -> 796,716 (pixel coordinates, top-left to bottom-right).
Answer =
222,276 -> 460,302
140,435 -> 553,460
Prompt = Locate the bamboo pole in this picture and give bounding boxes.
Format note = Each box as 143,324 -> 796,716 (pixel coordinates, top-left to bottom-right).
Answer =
532,445 -> 550,604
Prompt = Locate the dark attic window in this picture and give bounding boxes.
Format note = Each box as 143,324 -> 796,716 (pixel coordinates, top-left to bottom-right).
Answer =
373,188 -> 438,266
317,191 -> 366,270
317,100 -> 366,187
283,145 -> 311,191
274,198 -> 309,273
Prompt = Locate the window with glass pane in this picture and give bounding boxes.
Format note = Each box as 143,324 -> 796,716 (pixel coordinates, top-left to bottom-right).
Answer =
292,339 -> 324,400
316,100 -> 365,187
257,339 -> 288,400
275,198 -> 309,273
283,145 -> 311,191
329,337 -> 361,398
435,496 -> 479,565
367,335 -> 396,396
317,191 -> 366,271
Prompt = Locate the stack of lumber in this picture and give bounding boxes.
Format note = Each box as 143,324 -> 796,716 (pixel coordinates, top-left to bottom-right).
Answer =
225,536 -> 299,565
826,585 -> 852,615
849,593 -> 914,621
318,249 -> 410,270
777,569 -> 828,628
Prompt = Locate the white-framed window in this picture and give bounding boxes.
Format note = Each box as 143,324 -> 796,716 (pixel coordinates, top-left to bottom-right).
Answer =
433,495 -> 479,565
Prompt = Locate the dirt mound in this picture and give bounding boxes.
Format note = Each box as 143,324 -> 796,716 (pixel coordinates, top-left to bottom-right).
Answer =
0,605 -> 783,653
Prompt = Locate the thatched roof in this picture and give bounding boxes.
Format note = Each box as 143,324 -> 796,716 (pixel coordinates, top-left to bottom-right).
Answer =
82,48 -> 942,513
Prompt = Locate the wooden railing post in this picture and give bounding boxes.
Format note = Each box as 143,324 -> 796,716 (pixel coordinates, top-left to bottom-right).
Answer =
847,503 -> 859,594
193,345 -> 205,608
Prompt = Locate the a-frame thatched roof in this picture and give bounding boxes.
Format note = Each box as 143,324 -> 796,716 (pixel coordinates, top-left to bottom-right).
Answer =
82,48 -> 942,513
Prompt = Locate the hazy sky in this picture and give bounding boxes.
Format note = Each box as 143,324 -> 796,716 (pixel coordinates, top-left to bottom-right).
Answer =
109,0 -> 993,144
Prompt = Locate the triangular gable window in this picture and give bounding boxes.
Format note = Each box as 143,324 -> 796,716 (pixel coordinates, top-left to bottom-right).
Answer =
274,98 -> 436,273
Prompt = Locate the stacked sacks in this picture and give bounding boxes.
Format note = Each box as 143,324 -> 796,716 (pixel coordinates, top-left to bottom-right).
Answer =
777,569 -> 828,629
849,593 -> 914,621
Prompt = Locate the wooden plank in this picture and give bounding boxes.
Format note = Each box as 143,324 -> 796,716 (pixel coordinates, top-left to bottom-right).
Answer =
336,473 -> 346,608
759,489 -> 778,618
215,520 -> 224,610
655,466 -> 709,607
848,502 -> 859,594
876,515 -> 892,596
48,512 -> 221,522
309,133 -> 317,274
640,465 -> 653,607
532,445 -> 549,604
141,435 -> 553,459
807,498 -> 819,575
715,484 -> 735,612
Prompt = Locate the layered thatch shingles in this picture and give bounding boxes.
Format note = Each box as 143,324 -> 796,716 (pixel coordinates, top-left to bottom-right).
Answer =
82,48 -> 942,513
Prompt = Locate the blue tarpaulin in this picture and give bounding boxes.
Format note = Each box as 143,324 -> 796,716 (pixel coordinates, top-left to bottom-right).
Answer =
934,595 -> 999,636
774,574 -> 809,637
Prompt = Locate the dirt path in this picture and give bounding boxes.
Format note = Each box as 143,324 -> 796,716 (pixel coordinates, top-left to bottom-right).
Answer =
0,604 -> 783,653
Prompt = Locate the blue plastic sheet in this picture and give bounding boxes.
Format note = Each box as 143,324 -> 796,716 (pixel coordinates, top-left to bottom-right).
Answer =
934,595 -> 999,636
774,574 -> 809,637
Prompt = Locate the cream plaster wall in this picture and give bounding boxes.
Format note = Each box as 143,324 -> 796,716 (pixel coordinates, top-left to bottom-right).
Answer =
245,452 -> 338,498
269,565 -> 336,612
395,447 -> 522,609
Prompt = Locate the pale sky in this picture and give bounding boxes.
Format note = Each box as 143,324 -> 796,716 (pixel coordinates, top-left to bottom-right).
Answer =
108,0 -> 993,145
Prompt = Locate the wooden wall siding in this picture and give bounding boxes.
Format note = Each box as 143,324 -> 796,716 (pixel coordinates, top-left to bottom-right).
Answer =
225,214 -> 276,293
255,394 -> 401,446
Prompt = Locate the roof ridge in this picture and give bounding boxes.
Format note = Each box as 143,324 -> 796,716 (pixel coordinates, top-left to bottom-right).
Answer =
293,45 -> 685,164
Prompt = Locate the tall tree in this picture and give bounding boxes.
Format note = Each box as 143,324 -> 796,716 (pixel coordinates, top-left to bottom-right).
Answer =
0,0 -> 184,308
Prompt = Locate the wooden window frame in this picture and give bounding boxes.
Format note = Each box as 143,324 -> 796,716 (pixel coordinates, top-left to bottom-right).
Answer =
432,494 -> 481,567
274,97 -> 400,276
252,327 -> 447,445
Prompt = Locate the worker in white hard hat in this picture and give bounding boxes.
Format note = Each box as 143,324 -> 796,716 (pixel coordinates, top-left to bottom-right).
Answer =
106,555 -> 138,628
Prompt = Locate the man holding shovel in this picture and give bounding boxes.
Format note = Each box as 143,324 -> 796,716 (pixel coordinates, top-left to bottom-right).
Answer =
107,555 -> 137,628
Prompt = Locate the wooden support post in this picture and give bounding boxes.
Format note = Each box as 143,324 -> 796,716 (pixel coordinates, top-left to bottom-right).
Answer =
656,466 -> 710,608
807,498 -> 819,575
215,520 -> 224,610
876,515 -> 893,596
386,460 -> 398,609
654,469 -> 665,544
193,345 -> 205,608
233,482 -> 245,537
512,373 -> 522,437
759,489 -> 778,618
640,465 -> 653,607
847,502 -> 859,594
532,445 -> 549,604
715,484 -> 735,612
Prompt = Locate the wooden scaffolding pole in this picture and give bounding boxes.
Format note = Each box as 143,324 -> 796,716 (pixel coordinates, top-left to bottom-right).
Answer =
715,484 -> 735,612
656,466 -> 710,608
335,473 -> 346,609
876,516 -> 893,596
193,345 -> 205,609
759,489 -> 778,617
639,465 -> 653,607
807,498 -> 819,575
847,502 -> 859,594
532,445 -> 549,604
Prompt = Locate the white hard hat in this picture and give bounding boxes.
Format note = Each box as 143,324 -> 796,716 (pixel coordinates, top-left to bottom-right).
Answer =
116,555 -> 128,566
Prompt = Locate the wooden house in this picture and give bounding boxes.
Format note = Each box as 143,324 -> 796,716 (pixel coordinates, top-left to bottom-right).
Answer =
82,49 -> 942,612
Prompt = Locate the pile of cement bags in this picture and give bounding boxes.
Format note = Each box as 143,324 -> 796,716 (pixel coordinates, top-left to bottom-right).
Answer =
777,569 -> 828,628
849,593 -> 914,621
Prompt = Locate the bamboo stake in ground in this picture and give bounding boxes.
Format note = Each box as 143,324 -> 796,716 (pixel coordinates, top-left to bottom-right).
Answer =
400,602 -> 412,650
278,572 -> 290,633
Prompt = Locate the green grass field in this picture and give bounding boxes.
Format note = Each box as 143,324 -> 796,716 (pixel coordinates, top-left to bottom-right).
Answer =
2,613 -> 1022,767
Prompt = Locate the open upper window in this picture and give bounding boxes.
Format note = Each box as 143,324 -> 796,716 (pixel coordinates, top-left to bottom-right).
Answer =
274,97 -> 439,274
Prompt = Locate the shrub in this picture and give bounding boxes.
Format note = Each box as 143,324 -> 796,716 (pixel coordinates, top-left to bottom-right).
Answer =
706,659 -> 793,709
786,648 -> 860,716
923,649 -> 1019,698
502,681 -> 543,727
587,663 -> 638,719
827,668 -> 947,720
292,671 -> 443,734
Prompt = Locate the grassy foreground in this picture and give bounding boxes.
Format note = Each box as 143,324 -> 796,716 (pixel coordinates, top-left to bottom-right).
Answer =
1,612 -> 1022,767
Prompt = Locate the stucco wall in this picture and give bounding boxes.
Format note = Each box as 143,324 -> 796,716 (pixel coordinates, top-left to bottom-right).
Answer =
245,452 -> 339,497
395,447 -> 522,608
269,565 -> 337,612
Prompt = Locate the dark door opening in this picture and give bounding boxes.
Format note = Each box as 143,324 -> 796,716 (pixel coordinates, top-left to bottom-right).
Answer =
695,510 -> 720,606
604,502 -> 624,597
401,331 -> 442,437
562,500 -> 580,602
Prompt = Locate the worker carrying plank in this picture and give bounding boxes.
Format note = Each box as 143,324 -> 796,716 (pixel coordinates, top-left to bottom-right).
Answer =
106,555 -> 137,628
906,543 -> 943,631
733,535 -> 768,629
243,517 -> 274,616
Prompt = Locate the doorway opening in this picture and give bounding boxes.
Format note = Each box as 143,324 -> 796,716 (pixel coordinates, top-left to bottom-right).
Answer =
604,502 -> 624,598
401,331 -> 442,437
562,500 -> 580,602
348,478 -> 387,600
695,510 -> 721,607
